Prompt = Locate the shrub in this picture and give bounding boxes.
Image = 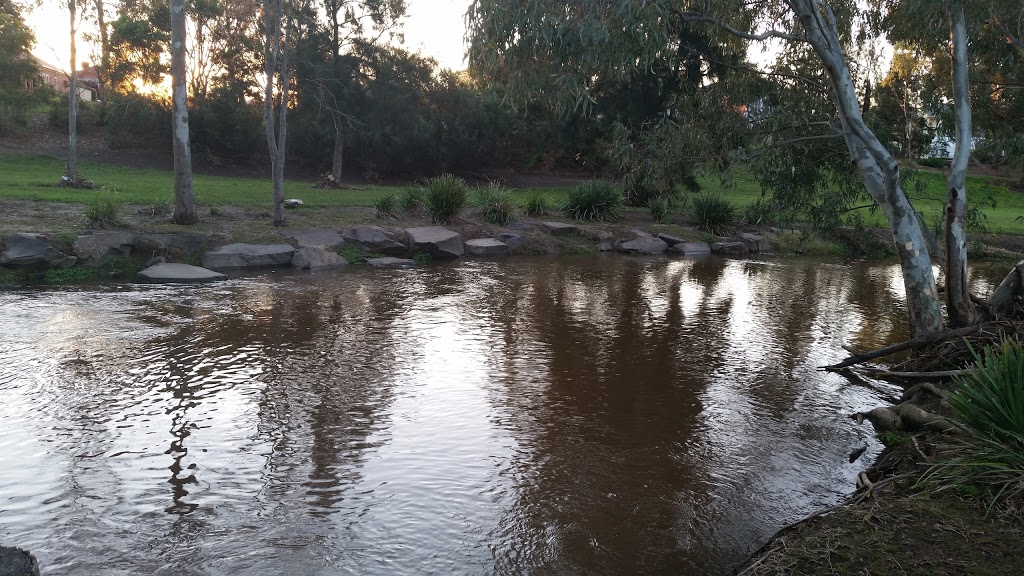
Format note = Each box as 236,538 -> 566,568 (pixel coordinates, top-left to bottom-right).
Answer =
689,193 -> 736,236
647,197 -> 669,223
374,193 -> 397,219
475,182 -> 517,225
84,192 -> 122,228
523,191 -> 549,217
425,174 -> 469,223
398,186 -> 425,213
917,157 -> 948,169
924,341 -> 1024,511
562,180 -> 622,221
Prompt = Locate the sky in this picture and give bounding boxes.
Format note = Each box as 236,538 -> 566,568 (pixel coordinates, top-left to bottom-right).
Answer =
27,0 -> 472,72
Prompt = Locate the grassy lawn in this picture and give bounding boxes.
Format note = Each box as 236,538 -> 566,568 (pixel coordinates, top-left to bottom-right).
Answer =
2,151 -> 1022,234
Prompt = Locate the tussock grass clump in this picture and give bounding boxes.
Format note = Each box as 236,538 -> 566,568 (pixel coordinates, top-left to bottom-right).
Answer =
689,193 -> 736,236
562,180 -> 621,221
647,196 -> 669,223
374,193 -> 397,220
523,191 -> 549,217
475,183 -> 517,225
398,186 -> 425,213
84,192 -> 122,228
425,174 -> 469,223
924,341 -> 1024,511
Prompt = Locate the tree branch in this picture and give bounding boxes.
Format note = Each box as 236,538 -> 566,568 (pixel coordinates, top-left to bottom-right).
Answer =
674,10 -> 807,43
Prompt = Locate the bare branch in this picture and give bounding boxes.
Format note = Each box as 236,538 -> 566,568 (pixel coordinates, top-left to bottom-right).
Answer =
674,10 -> 807,43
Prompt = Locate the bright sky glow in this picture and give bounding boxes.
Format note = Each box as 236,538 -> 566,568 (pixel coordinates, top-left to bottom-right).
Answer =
26,0 -> 471,73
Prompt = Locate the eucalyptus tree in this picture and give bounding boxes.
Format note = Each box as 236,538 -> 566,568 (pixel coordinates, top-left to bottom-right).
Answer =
170,0 -> 197,224
263,0 -> 291,226
468,0 -> 1003,338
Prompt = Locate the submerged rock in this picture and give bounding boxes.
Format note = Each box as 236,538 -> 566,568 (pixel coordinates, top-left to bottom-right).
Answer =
465,238 -> 509,256
406,226 -> 464,259
0,233 -> 76,268
291,246 -> 347,271
137,263 -> 227,283
367,257 -> 416,268
670,242 -> 712,256
73,231 -> 135,266
341,225 -> 406,256
202,244 -> 295,271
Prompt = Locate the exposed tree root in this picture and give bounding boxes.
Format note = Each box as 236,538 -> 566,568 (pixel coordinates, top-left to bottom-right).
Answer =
57,173 -> 96,189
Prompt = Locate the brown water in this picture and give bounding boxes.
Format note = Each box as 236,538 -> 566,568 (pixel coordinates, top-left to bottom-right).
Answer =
0,256 -> 1007,575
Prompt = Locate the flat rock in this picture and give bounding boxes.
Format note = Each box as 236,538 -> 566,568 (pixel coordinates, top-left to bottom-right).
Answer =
138,263 -> 227,283
656,233 -> 685,246
629,228 -> 653,238
738,232 -> 769,253
670,241 -> 712,255
367,257 -> 416,268
504,221 -> 536,232
282,229 -> 345,251
202,243 -> 295,271
73,231 -> 135,266
292,246 -> 347,271
136,233 -> 212,257
406,226 -> 464,259
496,232 -> 526,248
617,236 -> 669,255
0,233 -> 76,268
712,241 -> 749,257
465,238 -> 509,256
541,222 -> 578,236
341,225 -> 406,256
580,228 -> 615,242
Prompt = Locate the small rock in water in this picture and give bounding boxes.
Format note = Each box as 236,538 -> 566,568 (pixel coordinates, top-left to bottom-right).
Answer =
284,199 -> 304,209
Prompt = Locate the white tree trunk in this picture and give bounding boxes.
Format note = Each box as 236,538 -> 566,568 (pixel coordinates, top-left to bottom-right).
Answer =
944,1 -> 977,327
794,0 -> 944,337
263,0 -> 288,226
67,0 -> 78,181
171,0 -> 197,225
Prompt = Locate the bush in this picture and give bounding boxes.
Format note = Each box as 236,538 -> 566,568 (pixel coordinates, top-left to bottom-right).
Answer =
374,193 -> 397,220
647,196 -> 669,223
523,191 -> 549,216
917,157 -> 948,169
398,186 -> 425,212
425,174 -> 469,223
924,341 -> 1024,511
689,193 -> 736,235
84,192 -> 122,228
562,180 -> 622,221
475,183 -> 517,225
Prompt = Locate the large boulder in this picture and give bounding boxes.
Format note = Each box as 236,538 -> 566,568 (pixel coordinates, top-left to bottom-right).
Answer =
367,257 -> 416,268
497,232 -> 526,249
73,231 -> 135,266
136,233 -> 212,257
341,225 -> 406,256
465,238 -> 510,256
138,263 -> 227,284
406,226 -> 464,259
670,242 -> 712,256
738,233 -> 769,254
540,221 -> 578,236
0,233 -> 76,268
712,242 -> 749,257
580,227 -> 615,242
617,236 -> 669,255
281,229 -> 345,251
291,246 -> 347,271
656,233 -> 685,247
202,243 -> 295,271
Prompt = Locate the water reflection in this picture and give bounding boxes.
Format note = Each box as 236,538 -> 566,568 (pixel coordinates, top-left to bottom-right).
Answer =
0,257 -> 1009,575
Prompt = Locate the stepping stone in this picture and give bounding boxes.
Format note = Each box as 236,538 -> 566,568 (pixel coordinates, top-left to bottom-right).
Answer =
138,263 -> 227,283
281,229 -> 345,251
340,225 -> 406,255
291,247 -> 347,271
406,226 -> 464,259
367,257 -> 416,268
670,242 -> 712,255
656,233 -> 685,246
617,237 -> 669,255
540,222 -> 578,236
202,243 -> 295,271
497,232 -> 525,248
465,238 -> 509,256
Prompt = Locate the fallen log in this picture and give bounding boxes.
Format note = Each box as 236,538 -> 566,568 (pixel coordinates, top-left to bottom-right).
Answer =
822,323 -> 993,372
865,368 -> 976,380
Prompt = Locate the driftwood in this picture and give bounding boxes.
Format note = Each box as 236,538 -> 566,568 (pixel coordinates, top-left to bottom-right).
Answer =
822,323 -> 993,371
865,368 -> 976,380
855,403 -> 959,434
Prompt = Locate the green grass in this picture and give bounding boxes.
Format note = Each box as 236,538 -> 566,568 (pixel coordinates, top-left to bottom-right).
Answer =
2,152 -> 1023,234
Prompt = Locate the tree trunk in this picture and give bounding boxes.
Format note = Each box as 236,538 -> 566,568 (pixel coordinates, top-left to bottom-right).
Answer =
94,0 -> 109,123
67,0 -> 78,180
263,0 -> 288,227
170,0 -> 198,225
331,123 -> 344,182
944,2 -> 977,327
794,0 -> 944,338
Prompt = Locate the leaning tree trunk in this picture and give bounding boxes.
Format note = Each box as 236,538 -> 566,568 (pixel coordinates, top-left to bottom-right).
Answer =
170,0 -> 198,225
67,0 -> 78,181
944,1 -> 977,327
795,0 -> 944,338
